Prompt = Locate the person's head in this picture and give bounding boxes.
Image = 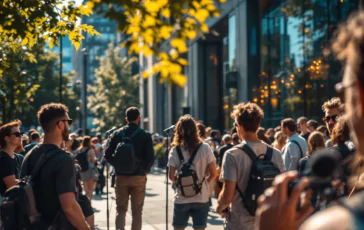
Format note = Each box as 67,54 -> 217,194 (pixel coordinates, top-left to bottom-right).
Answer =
210,129 -> 220,139
71,138 -> 81,151
274,131 -> 286,145
274,126 -> 281,132
322,98 -> 344,133
281,118 -> 297,137
307,131 -> 325,155
317,125 -> 329,137
0,120 -> 23,149
297,117 -> 308,133
64,137 -> 73,150
81,136 -> 92,149
232,133 -> 240,145
331,117 -> 350,146
172,115 -> 202,153
222,134 -> 232,145
30,132 -> 40,143
257,127 -> 271,145
231,102 -> 264,139
37,103 -> 71,141
125,107 -> 141,124
266,128 -> 275,137
307,119 -> 319,133
196,122 -> 206,139
28,128 -> 37,137
205,127 -> 212,138
91,137 -> 99,146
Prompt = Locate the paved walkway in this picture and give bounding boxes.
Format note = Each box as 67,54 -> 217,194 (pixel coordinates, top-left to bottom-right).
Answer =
93,167 -> 225,230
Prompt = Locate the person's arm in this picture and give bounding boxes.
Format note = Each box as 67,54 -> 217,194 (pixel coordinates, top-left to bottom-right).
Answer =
216,180 -> 236,215
3,175 -> 18,189
287,144 -> 299,171
206,161 -> 218,183
59,193 -> 90,230
168,166 -> 177,182
142,132 -> 155,174
88,149 -> 96,164
104,131 -> 120,163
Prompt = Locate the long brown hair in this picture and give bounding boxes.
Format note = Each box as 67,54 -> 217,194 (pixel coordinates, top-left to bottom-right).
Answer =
172,115 -> 203,154
307,131 -> 325,155
81,136 -> 92,149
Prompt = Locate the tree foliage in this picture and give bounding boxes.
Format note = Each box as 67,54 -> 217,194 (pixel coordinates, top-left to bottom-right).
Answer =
91,0 -> 226,87
0,41 -> 79,126
0,0 -> 100,76
88,43 -> 139,132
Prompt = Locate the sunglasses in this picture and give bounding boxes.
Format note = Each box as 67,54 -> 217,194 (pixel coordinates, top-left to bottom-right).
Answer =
10,132 -> 24,137
57,119 -> 73,126
323,115 -> 340,123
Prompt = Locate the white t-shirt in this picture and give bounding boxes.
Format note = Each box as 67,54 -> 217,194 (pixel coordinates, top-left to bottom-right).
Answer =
167,143 -> 215,204
220,141 -> 284,230
282,133 -> 309,171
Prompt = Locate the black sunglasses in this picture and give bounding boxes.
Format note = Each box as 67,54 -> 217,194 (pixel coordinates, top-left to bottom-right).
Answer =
57,119 -> 73,126
10,132 -> 24,137
323,115 -> 340,123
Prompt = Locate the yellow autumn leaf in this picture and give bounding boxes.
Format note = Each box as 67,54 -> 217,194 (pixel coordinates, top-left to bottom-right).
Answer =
158,52 -> 169,60
170,38 -> 184,48
195,9 -> 209,23
169,63 -> 182,73
171,74 -> 187,87
161,8 -> 171,18
169,49 -> 178,59
142,15 -> 156,27
177,58 -> 188,66
73,41 -> 80,50
201,24 -> 209,33
145,1 -> 160,13
161,67 -> 169,78
186,30 -> 197,39
49,38 -> 55,49
160,26 -> 172,39
21,37 -> 28,46
220,0 -> 227,2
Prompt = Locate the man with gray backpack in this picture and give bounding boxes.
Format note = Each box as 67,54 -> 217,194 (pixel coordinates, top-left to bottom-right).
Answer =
104,107 -> 154,230
216,103 -> 284,230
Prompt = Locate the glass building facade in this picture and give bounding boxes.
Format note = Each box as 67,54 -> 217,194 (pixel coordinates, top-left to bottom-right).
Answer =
249,0 -> 358,127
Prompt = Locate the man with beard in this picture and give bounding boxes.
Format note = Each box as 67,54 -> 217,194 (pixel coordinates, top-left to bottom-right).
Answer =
20,103 -> 89,230
0,120 -> 25,199
322,97 -> 345,147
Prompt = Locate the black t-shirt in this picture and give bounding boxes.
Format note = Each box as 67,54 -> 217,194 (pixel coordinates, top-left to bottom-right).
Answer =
20,144 -> 77,226
300,132 -> 311,142
0,151 -> 23,196
218,143 -> 234,167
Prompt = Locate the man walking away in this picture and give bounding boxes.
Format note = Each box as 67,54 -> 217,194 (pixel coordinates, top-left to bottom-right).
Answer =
281,118 -> 308,171
297,117 -> 310,142
216,102 -> 284,230
104,107 -> 154,230
322,97 -> 345,147
20,103 -> 89,229
23,131 -> 40,155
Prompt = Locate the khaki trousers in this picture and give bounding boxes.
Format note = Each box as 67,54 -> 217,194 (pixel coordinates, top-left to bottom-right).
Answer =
115,175 -> 146,230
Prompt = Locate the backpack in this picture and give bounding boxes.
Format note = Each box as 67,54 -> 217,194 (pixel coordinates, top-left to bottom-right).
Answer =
236,144 -> 281,216
176,144 -> 204,197
0,147 -> 59,230
112,128 -> 143,174
75,148 -> 89,172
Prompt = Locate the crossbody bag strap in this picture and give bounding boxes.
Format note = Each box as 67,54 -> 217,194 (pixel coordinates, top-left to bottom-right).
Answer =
290,140 -> 303,158
235,144 -> 257,198
28,147 -> 61,182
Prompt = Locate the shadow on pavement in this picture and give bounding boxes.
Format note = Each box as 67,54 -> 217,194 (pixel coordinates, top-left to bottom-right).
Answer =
93,195 -> 107,201
150,167 -> 166,175
145,192 -> 160,197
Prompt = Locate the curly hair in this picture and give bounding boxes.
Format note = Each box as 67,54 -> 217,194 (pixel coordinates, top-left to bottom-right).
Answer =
37,103 -> 69,133
322,97 -> 344,113
231,102 -> 264,132
331,117 -> 350,145
172,115 -> 203,154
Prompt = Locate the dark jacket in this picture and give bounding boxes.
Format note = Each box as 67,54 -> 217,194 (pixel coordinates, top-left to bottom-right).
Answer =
218,143 -> 234,167
104,123 -> 155,176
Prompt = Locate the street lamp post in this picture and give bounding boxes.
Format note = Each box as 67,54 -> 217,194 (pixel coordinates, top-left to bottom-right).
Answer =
81,48 -> 88,135
59,36 -> 63,103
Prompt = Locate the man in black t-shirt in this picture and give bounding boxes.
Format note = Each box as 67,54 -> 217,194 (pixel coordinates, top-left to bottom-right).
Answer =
297,116 -> 310,142
20,103 -> 89,230
0,120 -> 24,196
23,131 -> 40,155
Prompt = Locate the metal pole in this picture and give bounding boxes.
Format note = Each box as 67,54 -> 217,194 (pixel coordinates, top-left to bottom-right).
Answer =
165,132 -> 169,230
81,48 -> 88,136
59,37 -> 63,103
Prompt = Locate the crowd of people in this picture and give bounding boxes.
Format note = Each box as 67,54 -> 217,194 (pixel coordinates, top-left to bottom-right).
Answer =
1,9 -> 364,230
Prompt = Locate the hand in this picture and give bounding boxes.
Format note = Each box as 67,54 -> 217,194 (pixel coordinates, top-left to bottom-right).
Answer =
255,171 -> 314,230
216,205 -> 228,217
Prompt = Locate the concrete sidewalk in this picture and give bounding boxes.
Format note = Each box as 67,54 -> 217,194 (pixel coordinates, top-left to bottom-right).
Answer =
93,167 -> 225,230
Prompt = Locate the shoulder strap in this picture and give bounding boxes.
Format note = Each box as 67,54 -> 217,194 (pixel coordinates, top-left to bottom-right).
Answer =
236,144 -> 257,162
265,146 -> 273,161
176,147 -> 184,162
290,140 -> 303,158
28,147 -> 60,182
188,144 -> 202,164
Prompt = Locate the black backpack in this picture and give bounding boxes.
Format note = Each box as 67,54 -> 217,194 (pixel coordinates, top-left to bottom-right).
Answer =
111,128 -> 143,174
75,148 -> 89,172
1,147 -> 59,230
176,144 -> 204,197
236,144 -> 281,216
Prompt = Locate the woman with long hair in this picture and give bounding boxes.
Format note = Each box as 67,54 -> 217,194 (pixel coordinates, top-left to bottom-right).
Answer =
77,136 -> 97,202
168,115 -> 217,230
298,131 -> 325,175
257,127 -> 272,145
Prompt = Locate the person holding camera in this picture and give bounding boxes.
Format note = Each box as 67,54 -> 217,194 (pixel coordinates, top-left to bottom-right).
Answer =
255,11 -> 364,230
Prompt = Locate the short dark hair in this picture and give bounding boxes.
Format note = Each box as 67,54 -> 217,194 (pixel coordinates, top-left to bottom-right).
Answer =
37,103 -> 69,133
317,125 -> 328,135
30,132 -> 40,141
297,116 -> 308,124
232,133 -> 239,142
126,107 -> 140,122
307,120 -> 319,130
231,102 -> 264,132
281,118 -> 297,132
0,120 -> 22,148
210,130 -> 219,138
28,128 -> 37,137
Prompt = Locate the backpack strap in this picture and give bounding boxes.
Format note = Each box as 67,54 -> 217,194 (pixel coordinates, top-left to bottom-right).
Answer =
265,146 -> 274,161
188,144 -> 202,164
28,147 -> 61,182
290,140 -> 303,158
176,147 -> 184,163
236,144 -> 257,162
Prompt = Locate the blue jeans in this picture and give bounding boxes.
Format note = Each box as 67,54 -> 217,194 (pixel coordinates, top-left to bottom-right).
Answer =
173,202 -> 209,229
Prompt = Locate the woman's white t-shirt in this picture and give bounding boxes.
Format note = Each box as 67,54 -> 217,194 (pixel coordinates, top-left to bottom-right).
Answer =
167,143 -> 215,204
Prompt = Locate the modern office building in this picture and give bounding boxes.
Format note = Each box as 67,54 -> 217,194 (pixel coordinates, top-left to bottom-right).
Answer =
140,0 -> 359,133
